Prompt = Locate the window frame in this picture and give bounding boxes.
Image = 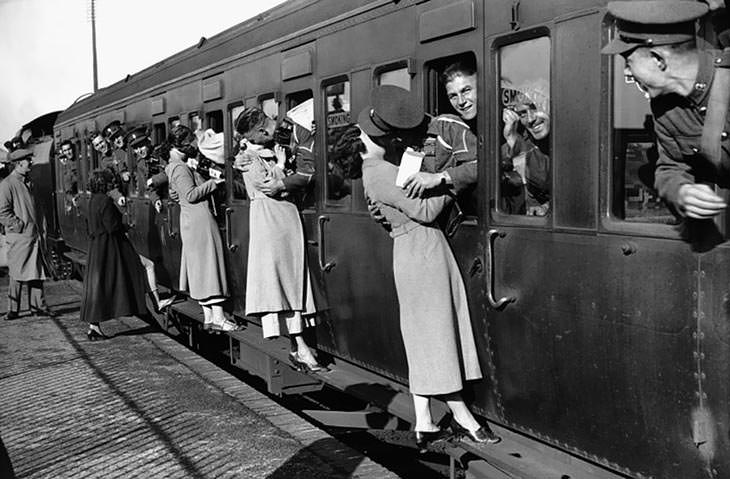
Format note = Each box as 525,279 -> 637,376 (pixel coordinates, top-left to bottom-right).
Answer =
490,28 -> 553,228
227,100 -> 248,204
321,74 -> 354,211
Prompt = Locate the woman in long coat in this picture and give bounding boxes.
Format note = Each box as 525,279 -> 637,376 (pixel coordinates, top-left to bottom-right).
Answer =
165,126 -> 236,331
234,107 -> 321,371
340,85 -> 499,450
80,169 -> 147,339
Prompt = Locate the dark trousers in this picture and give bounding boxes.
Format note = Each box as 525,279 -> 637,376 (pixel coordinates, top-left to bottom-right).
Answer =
7,277 -> 47,314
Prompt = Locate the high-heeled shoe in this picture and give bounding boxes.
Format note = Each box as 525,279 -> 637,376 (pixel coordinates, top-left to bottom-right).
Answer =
415,429 -> 453,453
451,420 -> 501,445
87,327 -> 110,341
289,351 -> 324,373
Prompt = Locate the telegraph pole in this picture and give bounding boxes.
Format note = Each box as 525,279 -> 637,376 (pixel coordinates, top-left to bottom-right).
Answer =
89,0 -> 99,92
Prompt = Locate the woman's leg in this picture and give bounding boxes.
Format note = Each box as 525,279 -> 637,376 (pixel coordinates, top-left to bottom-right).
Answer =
444,393 -> 480,432
201,304 -> 212,326
413,394 -> 439,432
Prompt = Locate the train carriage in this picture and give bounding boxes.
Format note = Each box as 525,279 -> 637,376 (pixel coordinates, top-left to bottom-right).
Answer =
45,0 -> 730,477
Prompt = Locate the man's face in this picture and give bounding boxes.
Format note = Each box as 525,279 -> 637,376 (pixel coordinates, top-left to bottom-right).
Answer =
133,144 -> 150,159
92,136 -> 108,155
61,145 -> 74,161
621,47 -> 668,98
15,158 -> 32,174
445,73 -> 477,121
113,136 -> 125,150
514,103 -> 550,141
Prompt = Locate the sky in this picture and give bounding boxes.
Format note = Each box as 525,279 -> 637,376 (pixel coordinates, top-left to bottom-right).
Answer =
0,0 -> 288,147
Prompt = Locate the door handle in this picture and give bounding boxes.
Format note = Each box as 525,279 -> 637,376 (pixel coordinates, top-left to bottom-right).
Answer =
486,229 -> 515,309
225,207 -> 238,252
317,215 -> 336,272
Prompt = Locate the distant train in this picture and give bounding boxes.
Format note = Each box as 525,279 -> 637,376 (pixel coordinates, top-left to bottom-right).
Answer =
11,0 -> 730,477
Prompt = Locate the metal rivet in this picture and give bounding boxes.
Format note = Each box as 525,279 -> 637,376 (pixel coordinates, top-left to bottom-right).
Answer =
692,147 -> 700,153
699,106 -> 707,113
716,58 -> 723,64
722,131 -> 728,140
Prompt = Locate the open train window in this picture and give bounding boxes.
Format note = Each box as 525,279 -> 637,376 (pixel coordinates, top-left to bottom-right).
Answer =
285,90 -> 315,210
168,117 -> 181,131
323,77 -> 352,208
425,52 -> 478,218
376,63 -> 411,90
260,95 -> 280,120
229,103 -> 248,201
152,123 -> 166,145
206,110 -> 224,134
497,37 -> 552,218
189,113 -> 202,133
610,56 -> 677,224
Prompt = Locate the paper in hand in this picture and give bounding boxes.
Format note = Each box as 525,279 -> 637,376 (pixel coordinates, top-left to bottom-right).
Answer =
395,148 -> 424,187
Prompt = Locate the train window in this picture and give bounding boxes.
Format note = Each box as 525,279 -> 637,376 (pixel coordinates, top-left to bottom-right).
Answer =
377,67 -> 410,90
324,79 -> 352,206
152,123 -> 166,145
206,110 -> 224,134
611,56 -> 677,224
285,90 -> 316,210
498,37 -> 552,217
426,52 -> 479,218
260,96 -> 280,120
229,104 -> 248,201
189,113 -> 202,133
168,117 -> 181,131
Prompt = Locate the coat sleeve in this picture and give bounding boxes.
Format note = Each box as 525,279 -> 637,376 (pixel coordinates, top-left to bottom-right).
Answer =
371,175 -> 449,223
169,163 -> 218,204
282,124 -> 315,192
439,120 -> 478,194
653,118 -> 694,209
0,181 -> 23,233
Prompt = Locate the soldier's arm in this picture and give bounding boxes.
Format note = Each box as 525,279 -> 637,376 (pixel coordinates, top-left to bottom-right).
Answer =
282,127 -> 315,193
653,120 -> 696,209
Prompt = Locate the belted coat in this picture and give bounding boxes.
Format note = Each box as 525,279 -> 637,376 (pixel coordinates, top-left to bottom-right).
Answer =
0,170 -> 47,281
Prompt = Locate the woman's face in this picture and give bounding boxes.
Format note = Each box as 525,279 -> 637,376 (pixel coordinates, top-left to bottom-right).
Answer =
358,129 -> 385,161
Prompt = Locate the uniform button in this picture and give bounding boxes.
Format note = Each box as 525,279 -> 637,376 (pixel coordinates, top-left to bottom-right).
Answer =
696,82 -> 707,90
699,106 -> 707,114
723,131 -> 728,140
692,147 -> 699,153
716,57 -> 723,64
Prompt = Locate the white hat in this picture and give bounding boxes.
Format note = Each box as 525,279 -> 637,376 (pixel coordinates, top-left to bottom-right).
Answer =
196,128 -> 225,165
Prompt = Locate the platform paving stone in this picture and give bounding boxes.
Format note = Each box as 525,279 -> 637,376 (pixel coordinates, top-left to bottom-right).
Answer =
0,279 -> 400,478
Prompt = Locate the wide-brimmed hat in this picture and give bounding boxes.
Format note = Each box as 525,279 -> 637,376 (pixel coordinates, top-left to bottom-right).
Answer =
357,85 -> 425,137
601,1 -> 708,55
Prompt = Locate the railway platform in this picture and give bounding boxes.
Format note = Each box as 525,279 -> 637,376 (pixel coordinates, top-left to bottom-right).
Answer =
0,278 -> 399,479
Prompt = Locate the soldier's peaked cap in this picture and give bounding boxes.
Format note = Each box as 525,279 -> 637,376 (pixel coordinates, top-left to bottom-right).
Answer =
127,126 -> 150,147
358,85 -> 425,137
601,1 -> 708,55
8,149 -> 33,162
102,120 -> 123,140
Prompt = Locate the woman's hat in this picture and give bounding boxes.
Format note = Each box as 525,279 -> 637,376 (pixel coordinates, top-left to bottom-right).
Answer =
358,85 -> 425,137
196,128 -> 225,164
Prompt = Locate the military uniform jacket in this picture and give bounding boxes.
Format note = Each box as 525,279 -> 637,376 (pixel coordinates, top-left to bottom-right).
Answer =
652,49 -> 730,208
423,114 -> 478,194
0,170 -> 47,280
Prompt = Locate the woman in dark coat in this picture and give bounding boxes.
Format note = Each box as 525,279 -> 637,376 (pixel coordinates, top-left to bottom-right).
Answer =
80,169 -> 147,339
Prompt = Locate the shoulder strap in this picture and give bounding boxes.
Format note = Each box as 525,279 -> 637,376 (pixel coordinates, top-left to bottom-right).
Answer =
700,48 -> 730,170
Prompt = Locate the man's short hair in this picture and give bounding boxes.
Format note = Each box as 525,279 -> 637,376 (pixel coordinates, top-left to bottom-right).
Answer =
441,58 -> 477,85
234,107 -> 268,137
60,140 -> 74,151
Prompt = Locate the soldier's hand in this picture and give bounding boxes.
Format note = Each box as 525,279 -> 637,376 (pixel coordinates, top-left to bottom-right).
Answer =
146,178 -> 154,188
502,109 -> 520,146
169,188 -> 180,203
117,196 -> 127,207
403,172 -> 441,198
677,184 -> 727,219
233,150 -> 254,172
154,200 -> 163,213
367,199 -> 391,231
72,196 -> 79,207
121,171 -> 131,182
255,177 -> 285,197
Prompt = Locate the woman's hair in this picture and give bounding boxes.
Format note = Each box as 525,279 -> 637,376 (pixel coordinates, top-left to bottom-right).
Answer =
88,169 -> 114,194
234,107 -> 267,137
331,124 -> 365,179
441,57 -> 477,85
168,125 -> 195,148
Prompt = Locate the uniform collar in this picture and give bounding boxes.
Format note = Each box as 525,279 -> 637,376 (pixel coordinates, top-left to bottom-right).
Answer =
687,49 -> 717,107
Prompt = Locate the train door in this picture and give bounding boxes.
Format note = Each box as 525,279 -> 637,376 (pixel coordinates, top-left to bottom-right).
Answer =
157,116 -> 183,290
483,12 -> 705,479
312,70 -> 406,377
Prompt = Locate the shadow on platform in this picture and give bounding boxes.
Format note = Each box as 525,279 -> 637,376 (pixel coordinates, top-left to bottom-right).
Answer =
265,436 -> 365,479
0,433 -> 16,479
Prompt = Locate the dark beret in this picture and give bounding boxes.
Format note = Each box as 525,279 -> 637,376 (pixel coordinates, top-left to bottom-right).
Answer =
127,126 -> 149,147
358,85 -> 425,137
8,149 -> 33,162
601,1 -> 709,55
